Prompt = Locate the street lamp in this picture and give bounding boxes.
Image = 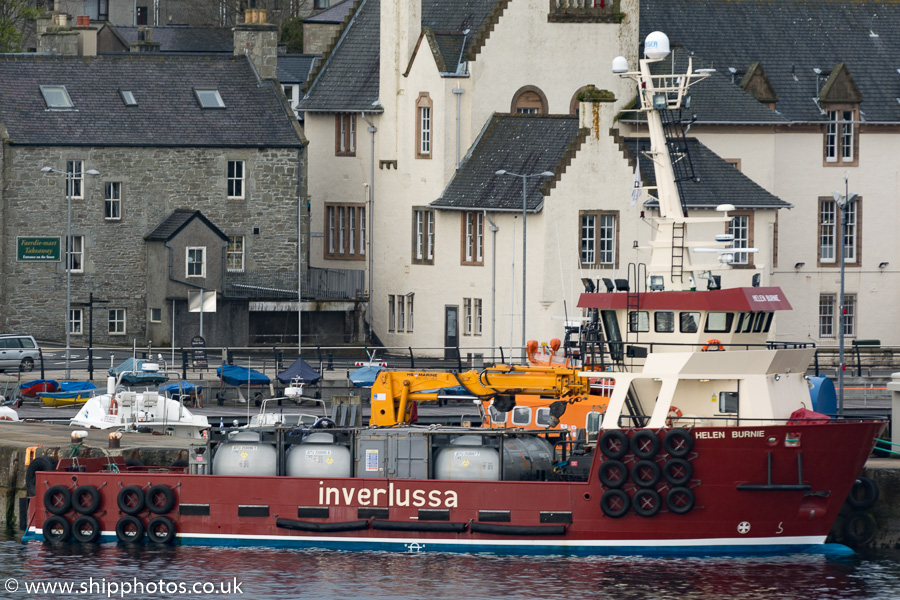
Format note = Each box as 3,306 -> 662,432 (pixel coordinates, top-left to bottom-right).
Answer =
41,165 -> 100,378
831,173 -> 857,417
494,169 -> 554,360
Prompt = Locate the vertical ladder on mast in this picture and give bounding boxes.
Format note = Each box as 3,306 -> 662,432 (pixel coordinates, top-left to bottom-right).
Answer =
659,108 -> 697,284
671,222 -> 685,283
625,263 -> 646,344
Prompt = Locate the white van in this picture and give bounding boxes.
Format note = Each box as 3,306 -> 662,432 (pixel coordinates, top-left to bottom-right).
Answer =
0,335 -> 41,373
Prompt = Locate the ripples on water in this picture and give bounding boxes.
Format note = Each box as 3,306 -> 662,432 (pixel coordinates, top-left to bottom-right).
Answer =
3,531 -> 900,600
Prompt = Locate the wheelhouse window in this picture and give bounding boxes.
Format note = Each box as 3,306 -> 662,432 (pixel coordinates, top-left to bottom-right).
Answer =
719,391 -> 739,413
511,406 -> 532,427
412,208 -> 435,264
104,182 -> 121,220
416,93 -> 432,158
461,212 -> 484,266
655,311 -> 674,333
680,312 -> 700,334
325,204 -> 366,260
705,312 -> 734,334
335,114 -> 356,156
818,197 -> 860,266
227,160 -> 245,199
227,235 -> 245,272
825,109 -> 856,164
186,247 -> 205,277
580,211 -> 617,267
628,311 -> 650,333
108,309 -> 126,335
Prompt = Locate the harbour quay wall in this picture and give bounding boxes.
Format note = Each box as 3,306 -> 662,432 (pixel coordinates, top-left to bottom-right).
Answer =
860,461 -> 900,549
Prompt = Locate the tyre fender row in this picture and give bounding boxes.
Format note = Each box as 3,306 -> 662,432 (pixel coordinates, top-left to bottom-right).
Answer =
41,513 -> 176,545
599,428 -> 694,461
600,486 -> 695,518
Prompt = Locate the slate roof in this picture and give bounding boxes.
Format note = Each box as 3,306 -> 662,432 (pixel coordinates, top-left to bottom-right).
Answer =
305,0 -> 356,24
432,114 -> 581,212
278,54 -> 319,85
144,210 -> 229,242
640,0 -> 900,122
627,138 -> 790,209
113,26 -> 234,52
0,54 -> 302,148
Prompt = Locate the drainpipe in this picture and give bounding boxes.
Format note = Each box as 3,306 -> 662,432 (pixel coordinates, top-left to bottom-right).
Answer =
452,87 -> 465,169
360,112 -> 377,341
485,212 -> 499,362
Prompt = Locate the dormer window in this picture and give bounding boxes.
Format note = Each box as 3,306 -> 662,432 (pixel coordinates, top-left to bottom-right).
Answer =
195,89 -> 224,109
121,90 -> 137,106
40,85 -> 74,109
825,109 -> 855,163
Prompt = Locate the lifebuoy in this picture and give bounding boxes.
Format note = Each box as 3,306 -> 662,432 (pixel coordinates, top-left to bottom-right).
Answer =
600,489 -> 630,518
846,476 -> 879,510
42,515 -> 71,543
108,397 -> 118,415
598,459 -> 628,488
631,460 -> 662,488
599,430 -> 630,460
631,430 -> 661,459
72,515 -> 101,543
146,484 -> 176,514
147,516 -> 177,544
633,489 -> 662,518
666,406 -> 684,427
702,339 -> 724,352
115,515 -> 145,543
72,485 -> 101,514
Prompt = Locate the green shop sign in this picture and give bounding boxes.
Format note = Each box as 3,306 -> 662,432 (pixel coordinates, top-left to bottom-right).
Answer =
17,237 -> 61,261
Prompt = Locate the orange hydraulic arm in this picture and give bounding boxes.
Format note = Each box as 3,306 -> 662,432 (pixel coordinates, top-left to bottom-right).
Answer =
368,364 -> 592,427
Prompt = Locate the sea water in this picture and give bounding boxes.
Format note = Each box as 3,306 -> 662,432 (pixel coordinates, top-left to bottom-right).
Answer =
3,531 -> 900,599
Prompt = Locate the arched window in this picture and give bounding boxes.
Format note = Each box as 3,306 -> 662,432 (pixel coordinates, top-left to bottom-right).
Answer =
510,86 -> 548,115
570,86 -> 591,115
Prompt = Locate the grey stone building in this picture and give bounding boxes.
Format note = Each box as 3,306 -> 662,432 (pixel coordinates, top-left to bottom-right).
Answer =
0,37 -> 308,348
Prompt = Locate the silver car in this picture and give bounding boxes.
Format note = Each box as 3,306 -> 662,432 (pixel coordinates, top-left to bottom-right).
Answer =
0,335 -> 41,373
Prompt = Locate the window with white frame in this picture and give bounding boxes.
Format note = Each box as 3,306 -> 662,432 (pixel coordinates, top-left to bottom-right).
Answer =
66,235 -> 84,273
819,197 -> 860,266
825,109 -> 855,164
729,213 -> 752,265
335,114 -> 356,156
819,294 -> 835,338
819,200 -> 836,262
388,294 -> 396,332
843,294 -> 856,338
398,295 -> 405,332
66,160 -> 84,198
226,235 -> 245,272
325,204 -> 366,260
108,308 -> 126,335
474,298 -> 482,336
104,182 -> 121,220
69,308 -> 83,335
227,160 -> 244,199
461,212 -> 484,265
416,93 -> 432,158
187,247 -> 205,277
407,295 -> 414,332
463,298 -> 473,335
150,308 -> 162,323
580,211 -> 618,267
413,208 -> 435,264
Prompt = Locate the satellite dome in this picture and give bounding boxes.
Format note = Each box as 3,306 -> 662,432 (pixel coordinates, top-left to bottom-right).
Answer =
644,31 -> 670,60
612,56 -> 629,73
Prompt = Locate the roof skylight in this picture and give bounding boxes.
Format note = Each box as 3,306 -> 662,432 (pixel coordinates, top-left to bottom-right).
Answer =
195,89 -> 225,109
40,85 -> 74,109
121,90 -> 137,106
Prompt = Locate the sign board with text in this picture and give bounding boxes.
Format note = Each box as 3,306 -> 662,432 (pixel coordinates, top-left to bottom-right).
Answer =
17,237 -> 60,261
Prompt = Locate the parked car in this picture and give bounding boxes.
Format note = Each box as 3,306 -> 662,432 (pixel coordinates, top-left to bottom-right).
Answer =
0,334 -> 41,373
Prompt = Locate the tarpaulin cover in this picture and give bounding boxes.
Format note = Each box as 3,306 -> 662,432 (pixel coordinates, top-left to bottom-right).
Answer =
349,365 -> 383,387
59,381 -> 99,392
277,357 -> 322,385
787,407 -> 832,425
19,379 -> 59,397
161,381 -> 203,394
217,364 -> 270,386
108,358 -> 168,385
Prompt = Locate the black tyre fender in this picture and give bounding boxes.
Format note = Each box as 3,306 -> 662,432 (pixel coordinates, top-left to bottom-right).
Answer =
72,515 -> 102,544
630,430 -> 661,459
631,459 -> 662,488
633,488 -> 663,518
72,485 -> 101,514
42,515 -> 71,544
146,484 -> 176,514
600,489 -> 630,518
842,511 -> 877,547
169,459 -> 189,468
663,458 -> 694,486
117,485 -> 146,515
125,457 -> 144,468
115,515 -> 145,543
26,456 -> 57,497
846,476 -> 879,510
599,430 -> 630,460
147,516 -> 177,544
664,428 -> 694,458
44,484 -> 72,515
666,486 -> 695,514
597,459 -> 628,489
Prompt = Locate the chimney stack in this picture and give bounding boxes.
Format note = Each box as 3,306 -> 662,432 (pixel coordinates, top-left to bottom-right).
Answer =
233,9 -> 278,80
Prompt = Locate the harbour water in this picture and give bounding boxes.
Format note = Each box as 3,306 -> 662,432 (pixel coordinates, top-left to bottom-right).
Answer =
3,531 -> 900,600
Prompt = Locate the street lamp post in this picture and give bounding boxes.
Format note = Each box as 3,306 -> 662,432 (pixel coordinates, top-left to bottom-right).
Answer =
832,173 -> 857,417
41,165 -> 100,378
494,169 -> 554,361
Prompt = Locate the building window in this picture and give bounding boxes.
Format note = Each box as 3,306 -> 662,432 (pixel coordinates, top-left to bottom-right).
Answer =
40,85 -> 74,110
66,235 -> 84,273
69,308 -> 83,335
819,294 -> 835,338
729,213 -> 753,266
463,298 -> 473,335
461,212 -> 484,266
121,90 -> 137,106
66,160 -> 84,198
388,294 -> 395,332
818,197 -> 860,266
335,114 -> 356,156
397,296 -> 405,332
825,109 -> 855,164
195,88 -> 224,109
407,295 -> 414,332
149,308 -> 162,322
108,309 -> 126,335
474,298 -> 482,336
227,160 -> 244,199
412,208 -> 435,264
136,5 -> 147,24
325,204 -> 366,260
227,235 -> 245,272
580,211 -> 618,267
187,247 -> 205,277
416,93 -> 433,158
510,86 -> 547,115
104,182 -> 121,220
